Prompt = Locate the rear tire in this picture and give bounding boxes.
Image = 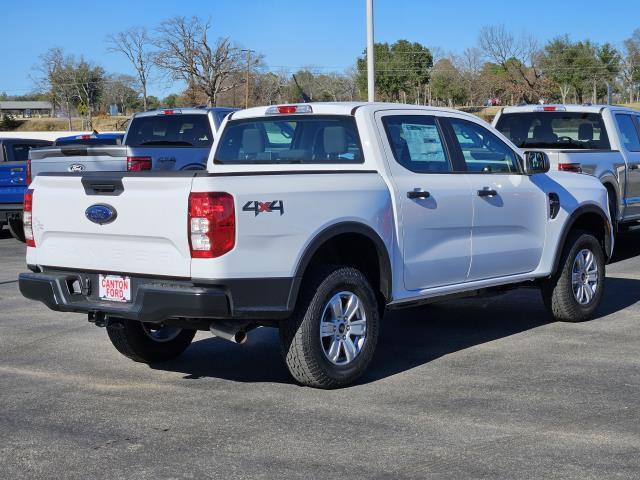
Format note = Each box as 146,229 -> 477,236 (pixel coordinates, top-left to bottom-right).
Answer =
541,230 -> 605,322
279,266 -> 380,389
7,218 -> 25,243
106,319 -> 196,363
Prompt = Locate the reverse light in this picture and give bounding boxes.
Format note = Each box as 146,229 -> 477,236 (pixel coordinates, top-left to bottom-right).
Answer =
23,189 -> 35,247
558,162 -> 582,173
265,105 -> 313,115
127,156 -> 152,171
188,192 -> 235,258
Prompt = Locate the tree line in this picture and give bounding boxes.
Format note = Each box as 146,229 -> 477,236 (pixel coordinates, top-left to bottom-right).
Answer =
4,17 -> 639,128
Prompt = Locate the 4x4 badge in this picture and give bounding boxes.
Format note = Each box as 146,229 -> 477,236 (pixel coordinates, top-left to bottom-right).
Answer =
242,200 -> 284,216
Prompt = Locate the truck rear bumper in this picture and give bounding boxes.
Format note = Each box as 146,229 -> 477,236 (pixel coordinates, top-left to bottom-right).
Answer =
19,270 -> 295,323
0,204 -> 22,223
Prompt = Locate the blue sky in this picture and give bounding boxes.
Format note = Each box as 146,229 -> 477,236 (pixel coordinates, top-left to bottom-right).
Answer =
2,0 -> 638,97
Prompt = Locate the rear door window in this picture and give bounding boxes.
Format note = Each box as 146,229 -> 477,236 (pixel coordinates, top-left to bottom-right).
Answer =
126,114 -> 213,147
615,114 -> 640,152
381,115 -> 451,173
215,116 -> 363,164
11,144 -> 40,162
449,118 -> 521,173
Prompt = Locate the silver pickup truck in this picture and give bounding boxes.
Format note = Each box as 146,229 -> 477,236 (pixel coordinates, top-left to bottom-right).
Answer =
493,104 -> 640,232
29,107 -> 237,178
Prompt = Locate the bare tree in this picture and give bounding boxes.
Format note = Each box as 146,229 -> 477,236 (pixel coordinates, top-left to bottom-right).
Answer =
479,25 -> 545,103
107,28 -> 153,110
153,16 -> 245,106
34,48 -> 76,129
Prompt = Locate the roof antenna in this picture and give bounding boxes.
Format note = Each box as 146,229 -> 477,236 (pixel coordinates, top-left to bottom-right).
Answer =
292,74 -> 312,103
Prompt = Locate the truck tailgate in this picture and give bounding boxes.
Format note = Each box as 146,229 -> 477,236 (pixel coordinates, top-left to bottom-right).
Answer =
30,173 -> 195,277
30,146 -> 127,177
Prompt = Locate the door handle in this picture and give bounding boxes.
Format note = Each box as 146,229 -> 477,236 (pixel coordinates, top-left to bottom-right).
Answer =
407,189 -> 431,199
477,188 -> 498,197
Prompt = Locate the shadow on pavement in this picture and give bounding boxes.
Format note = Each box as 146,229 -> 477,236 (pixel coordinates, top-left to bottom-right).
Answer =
609,229 -> 640,264
154,275 -> 640,386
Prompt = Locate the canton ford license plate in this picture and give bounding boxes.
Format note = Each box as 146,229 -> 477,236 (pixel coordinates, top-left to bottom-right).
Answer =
98,274 -> 131,302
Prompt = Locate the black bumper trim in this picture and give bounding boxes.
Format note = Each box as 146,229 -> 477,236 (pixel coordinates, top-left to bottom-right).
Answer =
19,271 -> 295,323
0,204 -> 22,222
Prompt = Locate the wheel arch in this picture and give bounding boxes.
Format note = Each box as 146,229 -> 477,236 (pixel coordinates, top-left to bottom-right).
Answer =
552,205 -> 613,274
288,222 -> 392,312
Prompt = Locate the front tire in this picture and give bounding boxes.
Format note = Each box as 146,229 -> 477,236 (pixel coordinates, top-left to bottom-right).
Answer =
279,266 -> 380,389
106,319 -> 196,363
542,231 -> 605,322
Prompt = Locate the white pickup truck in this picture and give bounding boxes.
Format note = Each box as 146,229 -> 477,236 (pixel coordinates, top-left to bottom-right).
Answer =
493,104 -> 640,232
19,103 -> 613,388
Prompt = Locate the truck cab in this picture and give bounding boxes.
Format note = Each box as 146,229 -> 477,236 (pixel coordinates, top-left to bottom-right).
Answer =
493,104 -> 640,232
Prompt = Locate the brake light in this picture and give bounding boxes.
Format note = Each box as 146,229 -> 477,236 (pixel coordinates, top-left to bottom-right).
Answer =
162,109 -> 174,115
535,105 -> 567,112
558,162 -> 582,173
23,189 -> 35,247
266,105 -> 313,115
127,156 -> 152,171
188,192 -> 235,258
26,158 -> 32,185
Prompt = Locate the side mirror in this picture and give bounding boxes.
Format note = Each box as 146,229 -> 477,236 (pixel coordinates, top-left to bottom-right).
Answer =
524,151 -> 550,174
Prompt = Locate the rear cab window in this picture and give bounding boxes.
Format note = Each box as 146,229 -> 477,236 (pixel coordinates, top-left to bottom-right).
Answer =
496,111 -> 610,150
214,115 -> 363,164
615,114 -> 640,152
126,114 -> 213,147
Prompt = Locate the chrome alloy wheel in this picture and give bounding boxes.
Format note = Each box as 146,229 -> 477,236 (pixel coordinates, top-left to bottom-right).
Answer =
572,248 -> 599,305
142,324 -> 183,343
320,291 -> 367,366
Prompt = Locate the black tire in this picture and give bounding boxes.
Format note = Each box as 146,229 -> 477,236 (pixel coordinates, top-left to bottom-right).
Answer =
279,266 -> 380,389
541,230 -> 605,322
106,319 -> 196,363
7,218 -> 25,243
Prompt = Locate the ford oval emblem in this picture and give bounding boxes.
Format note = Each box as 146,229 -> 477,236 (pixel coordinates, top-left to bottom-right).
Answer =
69,163 -> 86,172
85,204 -> 117,225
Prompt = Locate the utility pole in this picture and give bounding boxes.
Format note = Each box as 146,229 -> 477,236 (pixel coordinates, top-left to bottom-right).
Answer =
366,0 -> 375,102
241,49 -> 255,109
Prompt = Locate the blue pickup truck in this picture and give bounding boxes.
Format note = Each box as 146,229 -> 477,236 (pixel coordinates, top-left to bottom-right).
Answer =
0,137 -> 52,240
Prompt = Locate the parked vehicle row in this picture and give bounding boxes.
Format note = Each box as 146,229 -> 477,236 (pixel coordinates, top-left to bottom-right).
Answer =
19,102 -> 613,388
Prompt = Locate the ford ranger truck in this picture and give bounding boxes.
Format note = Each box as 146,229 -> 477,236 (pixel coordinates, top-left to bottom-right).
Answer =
29,107 -> 238,178
493,104 -> 640,233
19,103 -> 613,389
0,137 -> 52,240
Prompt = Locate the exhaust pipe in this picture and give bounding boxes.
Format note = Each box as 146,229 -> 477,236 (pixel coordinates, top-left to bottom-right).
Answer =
209,321 -> 249,344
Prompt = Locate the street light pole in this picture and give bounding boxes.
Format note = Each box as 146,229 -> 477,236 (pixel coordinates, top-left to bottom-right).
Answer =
241,49 -> 255,109
366,0 -> 375,102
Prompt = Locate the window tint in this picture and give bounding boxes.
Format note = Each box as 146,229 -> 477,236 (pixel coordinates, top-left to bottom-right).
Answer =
615,114 -> 640,152
12,144 -> 36,162
126,114 -> 213,147
215,116 -> 363,164
382,115 -> 450,173
449,118 -> 520,173
496,112 -> 610,150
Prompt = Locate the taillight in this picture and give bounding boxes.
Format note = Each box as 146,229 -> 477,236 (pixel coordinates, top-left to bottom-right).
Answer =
265,105 -> 313,115
26,158 -> 32,185
127,156 -> 152,171
558,162 -> 582,173
188,192 -> 235,258
23,189 -> 35,247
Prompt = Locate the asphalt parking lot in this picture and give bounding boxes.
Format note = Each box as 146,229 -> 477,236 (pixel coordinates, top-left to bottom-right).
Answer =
1,229 -> 639,480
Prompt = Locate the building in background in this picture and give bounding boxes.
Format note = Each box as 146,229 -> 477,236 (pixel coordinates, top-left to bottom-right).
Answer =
0,101 -> 53,119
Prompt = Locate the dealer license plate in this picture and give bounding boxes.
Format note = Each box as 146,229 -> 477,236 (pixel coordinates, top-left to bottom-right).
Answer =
98,274 -> 131,303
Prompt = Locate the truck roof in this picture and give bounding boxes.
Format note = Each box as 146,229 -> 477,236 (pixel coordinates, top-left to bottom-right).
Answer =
231,102 -> 480,120
132,106 -> 238,118
500,104 -> 639,115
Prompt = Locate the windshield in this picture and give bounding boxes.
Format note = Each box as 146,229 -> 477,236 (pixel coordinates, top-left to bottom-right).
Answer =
214,115 -> 364,164
125,114 -> 213,147
495,112 -> 611,150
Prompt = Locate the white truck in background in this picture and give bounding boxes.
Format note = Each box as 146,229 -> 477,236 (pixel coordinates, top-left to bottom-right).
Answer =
493,104 -> 640,232
20,102 -> 612,388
